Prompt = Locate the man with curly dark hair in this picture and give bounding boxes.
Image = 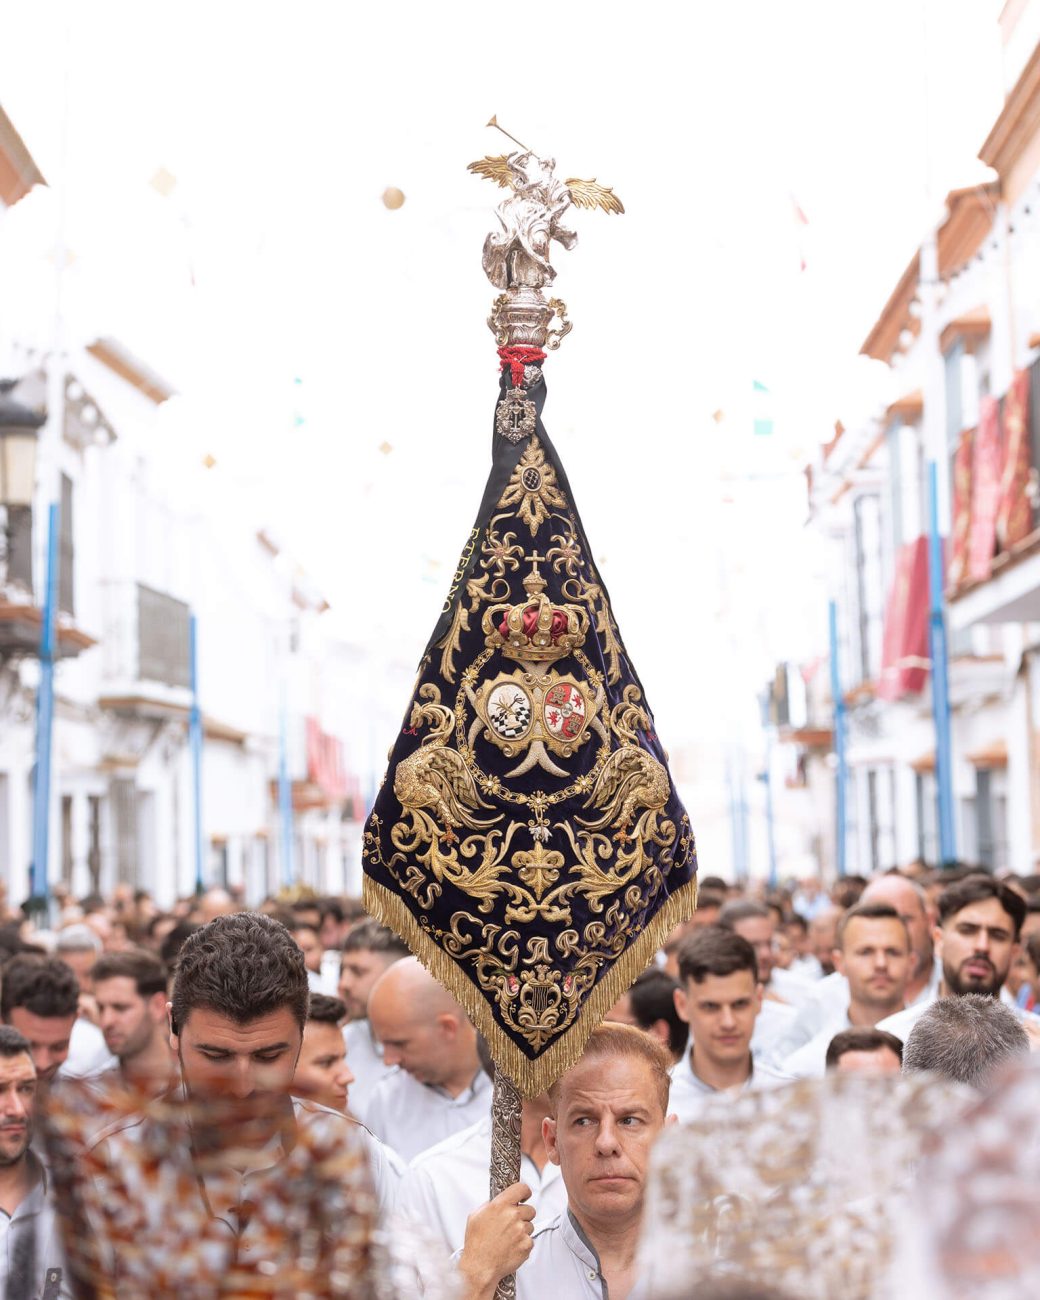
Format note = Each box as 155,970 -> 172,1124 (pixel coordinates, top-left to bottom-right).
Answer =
87,912 -> 401,1262
0,955 -> 80,1086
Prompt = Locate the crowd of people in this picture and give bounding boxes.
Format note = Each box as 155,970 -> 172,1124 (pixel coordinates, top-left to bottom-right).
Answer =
0,861 -> 1036,1296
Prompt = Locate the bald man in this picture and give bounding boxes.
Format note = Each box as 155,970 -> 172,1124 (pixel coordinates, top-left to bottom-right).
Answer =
364,957 -> 491,1162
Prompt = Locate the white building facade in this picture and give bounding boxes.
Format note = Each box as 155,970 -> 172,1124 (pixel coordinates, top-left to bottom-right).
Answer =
0,108 -> 401,910
782,7 -> 1040,878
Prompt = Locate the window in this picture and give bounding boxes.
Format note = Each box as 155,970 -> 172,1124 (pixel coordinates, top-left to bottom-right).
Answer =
862,765 -> 898,875
845,767 -> 859,876
61,795 -> 73,885
886,423 -> 904,553
137,584 -> 191,687
111,777 -> 138,886
87,795 -> 102,894
3,505 -> 32,591
960,795 -> 978,864
944,342 -> 964,533
915,770 -> 938,867
58,474 -> 74,616
974,768 -> 1009,872
975,769 -> 994,869
210,840 -> 229,889
1030,355 -> 1040,532
852,494 -> 884,683
867,770 -> 880,874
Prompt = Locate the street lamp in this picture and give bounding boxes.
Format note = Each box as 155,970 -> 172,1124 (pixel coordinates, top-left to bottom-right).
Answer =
0,379 -> 44,509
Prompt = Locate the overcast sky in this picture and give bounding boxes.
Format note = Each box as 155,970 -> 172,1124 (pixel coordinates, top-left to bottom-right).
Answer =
0,0 -> 1010,869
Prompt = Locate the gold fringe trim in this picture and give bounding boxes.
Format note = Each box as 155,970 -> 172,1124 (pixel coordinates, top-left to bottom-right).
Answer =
362,873 -> 699,1099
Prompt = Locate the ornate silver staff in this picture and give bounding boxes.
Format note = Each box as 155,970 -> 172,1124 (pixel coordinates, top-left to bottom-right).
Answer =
469,118 -> 626,1300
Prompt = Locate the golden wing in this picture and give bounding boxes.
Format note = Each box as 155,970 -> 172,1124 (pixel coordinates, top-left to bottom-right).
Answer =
425,748 -> 494,812
467,155 -> 514,188
582,748 -> 643,819
564,178 -> 625,215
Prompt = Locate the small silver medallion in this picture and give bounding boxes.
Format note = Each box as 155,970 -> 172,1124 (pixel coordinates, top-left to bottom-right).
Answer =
496,390 -> 537,444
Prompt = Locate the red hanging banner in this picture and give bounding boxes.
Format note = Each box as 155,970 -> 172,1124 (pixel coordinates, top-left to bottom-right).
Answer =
967,396 -> 1002,582
879,535 -> 931,701
997,368 -> 1032,551
948,428 -> 974,590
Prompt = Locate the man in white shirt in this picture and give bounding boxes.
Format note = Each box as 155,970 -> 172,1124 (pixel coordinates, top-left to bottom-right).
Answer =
782,903 -> 911,1078
0,955 -> 113,1088
878,874 -> 1032,1045
92,949 -> 175,1097
0,1026 -> 68,1299
397,1036 -> 564,1255
668,928 -> 789,1122
457,1022 -> 673,1300
718,899 -> 817,1009
337,920 -> 409,1119
365,957 -> 491,1162
716,901 -> 804,1063
292,993 -> 355,1113
775,873 -> 940,1060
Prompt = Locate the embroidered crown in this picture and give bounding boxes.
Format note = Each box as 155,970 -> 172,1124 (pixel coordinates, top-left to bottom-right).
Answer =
483,556 -> 589,664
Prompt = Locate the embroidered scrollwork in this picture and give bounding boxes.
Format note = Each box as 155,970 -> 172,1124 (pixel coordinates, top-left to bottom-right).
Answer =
498,439 -> 567,536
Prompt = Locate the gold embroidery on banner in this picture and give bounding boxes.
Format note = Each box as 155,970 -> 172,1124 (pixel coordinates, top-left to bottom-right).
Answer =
547,526 -> 582,577
498,439 -> 567,536
435,603 -> 470,685
363,808 -> 696,1091
562,572 -> 624,685
480,515 -> 525,579
375,671 -> 691,1067
393,685 -> 499,841
368,430 -> 697,1093
441,528 -> 479,615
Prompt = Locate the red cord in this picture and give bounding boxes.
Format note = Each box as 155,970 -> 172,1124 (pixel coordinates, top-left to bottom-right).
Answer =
497,346 -> 546,387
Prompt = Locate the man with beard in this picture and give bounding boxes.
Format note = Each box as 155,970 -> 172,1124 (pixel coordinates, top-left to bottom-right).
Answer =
86,912 -> 400,1281
92,950 -> 174,1097
0,1026 -> 67,1297
878,875 -> 1031,1044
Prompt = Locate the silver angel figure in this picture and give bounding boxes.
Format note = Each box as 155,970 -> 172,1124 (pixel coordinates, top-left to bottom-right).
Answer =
469,150 -> 624,291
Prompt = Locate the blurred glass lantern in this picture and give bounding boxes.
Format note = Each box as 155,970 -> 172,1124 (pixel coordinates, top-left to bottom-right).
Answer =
0,379 -> 44,507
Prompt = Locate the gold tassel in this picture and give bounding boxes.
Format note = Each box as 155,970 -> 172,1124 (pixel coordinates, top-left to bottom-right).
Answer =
362,873 -> 698,1099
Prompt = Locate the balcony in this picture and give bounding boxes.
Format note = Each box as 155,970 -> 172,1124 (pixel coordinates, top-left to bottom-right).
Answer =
0,597 -> 96,661
98,580 -> 192,717
948,528 -> 1040,629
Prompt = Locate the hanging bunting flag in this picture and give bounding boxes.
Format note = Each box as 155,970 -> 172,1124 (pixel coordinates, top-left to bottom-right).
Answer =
752,379 -> 774,436
790,194 -> 810,273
